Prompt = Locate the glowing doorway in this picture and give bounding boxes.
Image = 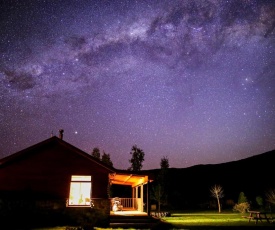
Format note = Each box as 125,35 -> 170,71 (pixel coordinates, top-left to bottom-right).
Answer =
68,175 -> 91,206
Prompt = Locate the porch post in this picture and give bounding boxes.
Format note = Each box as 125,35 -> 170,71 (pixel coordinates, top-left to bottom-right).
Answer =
132,187 -> 135,209
147,182 -> 149,215
140,184 -> 144,212
135,186 -> 139,210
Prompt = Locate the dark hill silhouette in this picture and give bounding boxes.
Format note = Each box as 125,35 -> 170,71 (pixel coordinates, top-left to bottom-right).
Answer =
144,149 -> 275,210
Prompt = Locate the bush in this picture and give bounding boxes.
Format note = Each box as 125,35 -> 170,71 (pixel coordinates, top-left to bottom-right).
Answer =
238,192 -> 248,204
0,198 -> 109,230
256,196 -> 264,210
233,202 -> 250,213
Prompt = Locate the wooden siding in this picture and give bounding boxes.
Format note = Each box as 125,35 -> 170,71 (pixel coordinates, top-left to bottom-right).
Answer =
0,137 -> 113,199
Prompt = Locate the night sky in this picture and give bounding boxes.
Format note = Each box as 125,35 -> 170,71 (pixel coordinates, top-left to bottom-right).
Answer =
1,0 -> 275,170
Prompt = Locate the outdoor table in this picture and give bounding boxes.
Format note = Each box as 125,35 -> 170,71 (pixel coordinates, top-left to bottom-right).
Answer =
245,211 -> 271,224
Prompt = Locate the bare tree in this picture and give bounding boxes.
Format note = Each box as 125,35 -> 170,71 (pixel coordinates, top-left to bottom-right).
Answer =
266,189 -> 275,205
210,184 -> 224,213
151,184 -> 165,212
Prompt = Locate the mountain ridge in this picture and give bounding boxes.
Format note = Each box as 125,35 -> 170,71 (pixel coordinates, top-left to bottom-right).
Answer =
143,149 -> 275,210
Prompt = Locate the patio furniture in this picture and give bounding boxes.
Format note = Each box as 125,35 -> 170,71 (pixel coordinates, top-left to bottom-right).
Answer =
243,210 -> 272,224
112,197 -> 123,211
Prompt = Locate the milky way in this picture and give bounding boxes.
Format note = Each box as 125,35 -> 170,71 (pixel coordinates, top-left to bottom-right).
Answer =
1,0 -> 275,170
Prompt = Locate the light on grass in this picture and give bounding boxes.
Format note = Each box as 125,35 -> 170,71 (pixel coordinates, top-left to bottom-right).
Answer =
162,212 -> 265,227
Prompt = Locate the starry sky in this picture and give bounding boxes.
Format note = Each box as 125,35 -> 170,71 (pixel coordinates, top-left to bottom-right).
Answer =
1,0 -> 275,170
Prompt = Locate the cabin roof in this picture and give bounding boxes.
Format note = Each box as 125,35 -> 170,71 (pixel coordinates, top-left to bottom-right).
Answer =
0,136 -> 152,187
0,136 -> 116,173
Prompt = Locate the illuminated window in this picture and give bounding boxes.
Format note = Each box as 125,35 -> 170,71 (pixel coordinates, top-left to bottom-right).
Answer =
68,175 -> 92,206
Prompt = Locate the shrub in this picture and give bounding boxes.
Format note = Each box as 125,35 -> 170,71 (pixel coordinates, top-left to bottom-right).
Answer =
238,192 -> 248,204
233,202 -> 250,213
0,198 -> 109,230
256,196 -> 264,209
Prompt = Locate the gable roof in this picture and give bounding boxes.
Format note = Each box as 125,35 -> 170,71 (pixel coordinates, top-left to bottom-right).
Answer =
0,136 -> 115,173
0,136 -> 153,188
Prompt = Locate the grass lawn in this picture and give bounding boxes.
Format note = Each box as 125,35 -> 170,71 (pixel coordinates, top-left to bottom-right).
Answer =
160,210 -> 275,229
33,210 -> 275,230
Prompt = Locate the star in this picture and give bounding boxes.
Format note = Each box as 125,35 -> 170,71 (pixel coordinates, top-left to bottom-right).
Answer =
0,0 -> 275,170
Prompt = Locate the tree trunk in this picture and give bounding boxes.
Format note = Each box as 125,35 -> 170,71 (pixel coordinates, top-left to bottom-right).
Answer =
217,197 -> 221,213
158,188 -> 161,212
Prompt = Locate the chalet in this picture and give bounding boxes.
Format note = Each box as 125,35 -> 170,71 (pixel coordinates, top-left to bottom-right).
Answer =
0,133 -> 152,228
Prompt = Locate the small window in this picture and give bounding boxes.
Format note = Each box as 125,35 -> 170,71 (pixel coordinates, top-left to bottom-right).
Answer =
68,175 -> 92,206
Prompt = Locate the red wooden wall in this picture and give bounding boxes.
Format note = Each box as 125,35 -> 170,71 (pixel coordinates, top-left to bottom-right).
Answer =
0,137 -> 114,199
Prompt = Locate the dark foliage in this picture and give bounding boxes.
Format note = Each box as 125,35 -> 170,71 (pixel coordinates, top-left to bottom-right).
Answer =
145,149 -> 275,210
0,198 -> 109,230
128,145 -> 145,171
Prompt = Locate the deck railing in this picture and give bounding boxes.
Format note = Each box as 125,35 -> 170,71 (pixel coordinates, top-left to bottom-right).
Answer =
121,198 -> 137,209
111,198 -> 142,211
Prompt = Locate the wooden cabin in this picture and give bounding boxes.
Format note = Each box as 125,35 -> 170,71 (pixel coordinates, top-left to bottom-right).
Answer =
0,135 -> 151,216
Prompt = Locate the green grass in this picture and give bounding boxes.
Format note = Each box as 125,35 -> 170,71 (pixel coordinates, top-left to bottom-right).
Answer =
164,212 -> 246,225
33,210 -> 275,229
161,210 -> 274,229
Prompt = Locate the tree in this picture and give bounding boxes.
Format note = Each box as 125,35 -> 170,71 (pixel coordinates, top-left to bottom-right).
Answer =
265,189 -> 275,205
151,156 -> 170,212
91,147 -> 100,159
159,156 -> 169,188
210,184 -> 224,213
159,156 -> 169,192
128,145 -> 145,171
160,156 -> 169,169
101,151 -> 113,167
238,192 -> 248,204
151,184 -> 164,213
256,196 -> 263,209
233,192 -> 250,213
91,147 -> 114,167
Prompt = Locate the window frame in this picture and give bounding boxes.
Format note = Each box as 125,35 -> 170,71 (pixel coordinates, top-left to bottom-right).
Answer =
68,175 -> 92,207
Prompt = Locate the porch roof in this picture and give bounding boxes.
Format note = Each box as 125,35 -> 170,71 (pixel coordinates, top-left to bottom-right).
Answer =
109,173 -> 149,187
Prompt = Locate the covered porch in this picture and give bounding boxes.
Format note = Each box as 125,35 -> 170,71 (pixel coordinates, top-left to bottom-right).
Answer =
109,172 -> 150,215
